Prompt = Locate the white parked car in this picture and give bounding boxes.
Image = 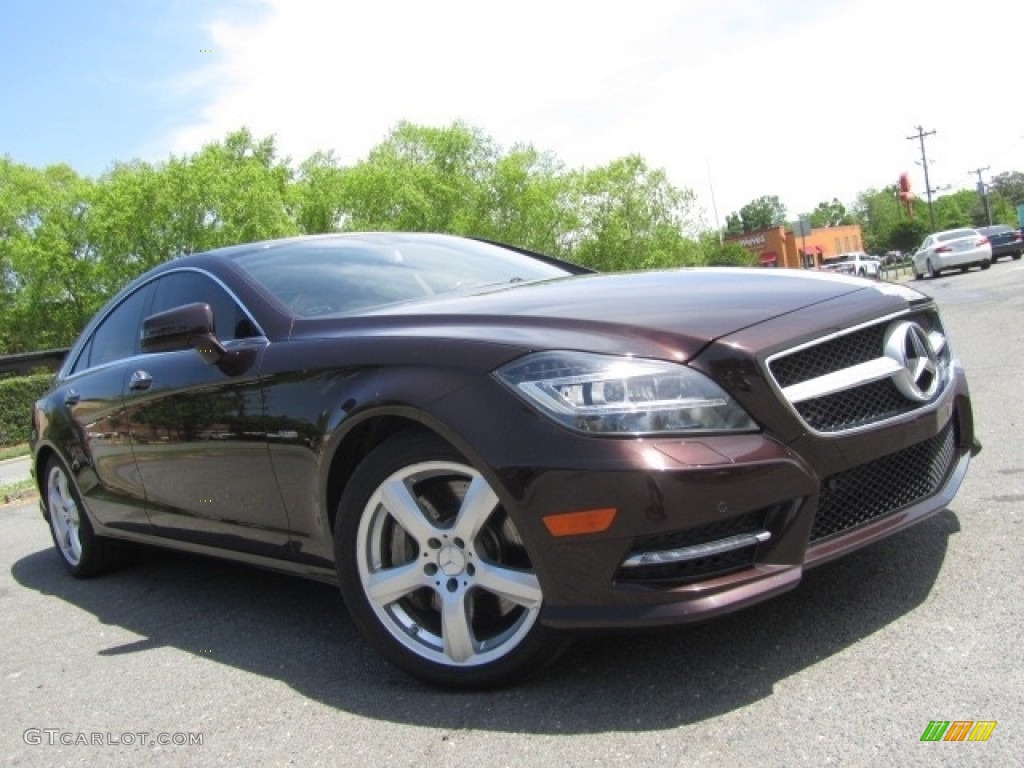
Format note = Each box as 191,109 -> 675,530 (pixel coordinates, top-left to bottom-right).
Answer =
913,229 -> 992,279
820,252 -> 881,278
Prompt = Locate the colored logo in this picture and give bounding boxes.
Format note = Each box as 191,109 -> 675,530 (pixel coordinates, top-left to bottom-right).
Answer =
920,720 -> 996,742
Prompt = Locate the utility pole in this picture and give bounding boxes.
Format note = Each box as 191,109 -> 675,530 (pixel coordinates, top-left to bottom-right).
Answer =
969,166 -> 992,226
907,126 -> 937,231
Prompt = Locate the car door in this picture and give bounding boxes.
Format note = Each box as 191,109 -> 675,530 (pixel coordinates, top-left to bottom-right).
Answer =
54,281 -> 156,532
122,269 -> 292,554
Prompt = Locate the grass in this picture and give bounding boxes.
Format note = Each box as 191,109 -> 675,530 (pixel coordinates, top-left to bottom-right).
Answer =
0,443 -> 30,462
1,477 -> 36,504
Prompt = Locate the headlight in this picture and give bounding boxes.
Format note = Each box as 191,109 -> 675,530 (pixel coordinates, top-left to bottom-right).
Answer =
495,351 -> 757,435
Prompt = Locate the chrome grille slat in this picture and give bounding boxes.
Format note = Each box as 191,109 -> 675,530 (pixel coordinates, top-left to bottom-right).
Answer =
767,311 -> 950,434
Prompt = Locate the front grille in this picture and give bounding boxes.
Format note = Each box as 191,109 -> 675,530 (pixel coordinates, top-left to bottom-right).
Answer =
795,378 -> 917,432
771,324 -> 886,388
810,420 -> 958,543
615,506 -> 779,587
767,311 -> 951,433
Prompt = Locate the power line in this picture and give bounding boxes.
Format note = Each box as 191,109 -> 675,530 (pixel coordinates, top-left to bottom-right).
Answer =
907,126 -> 937,230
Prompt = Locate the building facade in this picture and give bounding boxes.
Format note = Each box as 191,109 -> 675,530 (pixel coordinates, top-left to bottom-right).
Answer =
725,224 -> 865,269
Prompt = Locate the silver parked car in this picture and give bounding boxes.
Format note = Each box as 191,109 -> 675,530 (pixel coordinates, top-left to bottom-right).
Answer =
912,228 -> 992,279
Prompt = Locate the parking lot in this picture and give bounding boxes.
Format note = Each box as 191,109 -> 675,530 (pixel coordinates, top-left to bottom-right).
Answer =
3,264 -> 1022,767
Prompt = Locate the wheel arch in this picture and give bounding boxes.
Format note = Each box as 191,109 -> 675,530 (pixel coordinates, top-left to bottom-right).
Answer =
322,408 -> 492,538
33,444 -> 58,502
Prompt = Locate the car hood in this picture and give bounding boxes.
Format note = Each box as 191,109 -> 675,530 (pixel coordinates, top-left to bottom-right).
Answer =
292,268 -> 888,362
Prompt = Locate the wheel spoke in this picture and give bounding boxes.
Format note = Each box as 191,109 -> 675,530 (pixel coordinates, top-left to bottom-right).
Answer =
378,477 -> 436,544
68,528 -> 82,561
475,562 -> 543,609
452,474 -> 499,543
441,591 -> 476,663
364,562 -> 426,607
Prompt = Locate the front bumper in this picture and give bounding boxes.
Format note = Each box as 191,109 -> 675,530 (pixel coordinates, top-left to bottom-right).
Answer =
495,378 -> 975,631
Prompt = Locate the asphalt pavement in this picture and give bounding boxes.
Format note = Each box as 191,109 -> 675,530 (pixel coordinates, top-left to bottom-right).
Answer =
0,456 -> 30,486
2,263 -> 1022,767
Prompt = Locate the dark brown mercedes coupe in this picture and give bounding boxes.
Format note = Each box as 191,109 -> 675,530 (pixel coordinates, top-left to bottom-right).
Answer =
30,233 -> 978,688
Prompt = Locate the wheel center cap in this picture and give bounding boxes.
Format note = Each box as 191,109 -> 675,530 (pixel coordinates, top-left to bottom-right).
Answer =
437,544 -> 466,576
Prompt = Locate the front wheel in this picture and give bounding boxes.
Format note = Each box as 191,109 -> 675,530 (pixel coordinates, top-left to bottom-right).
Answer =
334,432 -> 568,689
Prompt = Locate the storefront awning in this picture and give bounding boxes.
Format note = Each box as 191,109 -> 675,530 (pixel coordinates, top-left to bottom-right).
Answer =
759,252 -> 777,264
802,245 -> 823,255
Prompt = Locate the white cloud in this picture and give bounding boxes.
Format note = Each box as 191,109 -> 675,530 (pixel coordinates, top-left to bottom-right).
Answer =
169,0 -> 1024,228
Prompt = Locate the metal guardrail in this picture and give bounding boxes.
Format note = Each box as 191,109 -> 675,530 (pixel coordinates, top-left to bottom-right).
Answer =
0,348 -> 70,376
881,262 -> 915,281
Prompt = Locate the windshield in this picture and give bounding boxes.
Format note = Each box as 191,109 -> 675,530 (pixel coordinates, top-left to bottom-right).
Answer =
231,234 -> 573,317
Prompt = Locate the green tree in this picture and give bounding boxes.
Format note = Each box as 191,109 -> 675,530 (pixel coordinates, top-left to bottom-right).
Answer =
88,159 -> 177,292
989,171 -> 1024,208
291,150 -> 349,234
806,197 -> 853,228
698,235 -> 757,266
184,128 -> 297,247
570,155 -> 699,271
931,189 -> 978,230
339,121 -> 495,233
0,159 -> 99,351
473,145 -> 578,257
724,195 -> 787,235
853,186 -> 902,254
888,219 -> 929,254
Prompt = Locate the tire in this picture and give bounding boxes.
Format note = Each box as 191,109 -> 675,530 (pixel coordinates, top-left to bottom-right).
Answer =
980,259 -> 991,271
43,455 -> 134,578
334,432 -> 568,689
1013,252 -> 1022,261
927,259 -> 940,279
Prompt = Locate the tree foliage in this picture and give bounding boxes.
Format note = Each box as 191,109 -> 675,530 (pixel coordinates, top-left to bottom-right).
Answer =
5,118 -> 1018,357
989,171 -> 1024,209
0,124 -> 706,353
806,197 -> 854,228
724,195 -> 788,235
571,155 -> 698,271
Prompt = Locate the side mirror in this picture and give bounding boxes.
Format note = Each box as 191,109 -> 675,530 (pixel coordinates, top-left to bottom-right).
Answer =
141,303 -> 228,365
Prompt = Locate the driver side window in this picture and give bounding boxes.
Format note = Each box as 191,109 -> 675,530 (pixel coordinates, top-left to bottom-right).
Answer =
149,271 -> 259,342
74,282 -> 155,372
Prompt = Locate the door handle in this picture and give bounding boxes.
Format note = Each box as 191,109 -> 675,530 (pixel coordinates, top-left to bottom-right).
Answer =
64,388 -> 80,406
129,370 -> 154,391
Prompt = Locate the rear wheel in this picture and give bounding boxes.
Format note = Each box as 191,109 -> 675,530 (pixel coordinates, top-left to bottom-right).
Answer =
334,432 -> 567,688
980,259 -> 991,270
927,259 -> 940,278
43,456 -> 134,578
1013,252 -> 1022,261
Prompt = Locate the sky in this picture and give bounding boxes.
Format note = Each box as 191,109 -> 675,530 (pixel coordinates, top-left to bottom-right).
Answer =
3,0 -> 1022,229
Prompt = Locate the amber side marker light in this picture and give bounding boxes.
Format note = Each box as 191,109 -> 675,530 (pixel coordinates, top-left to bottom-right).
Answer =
542,508 -> 617,537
